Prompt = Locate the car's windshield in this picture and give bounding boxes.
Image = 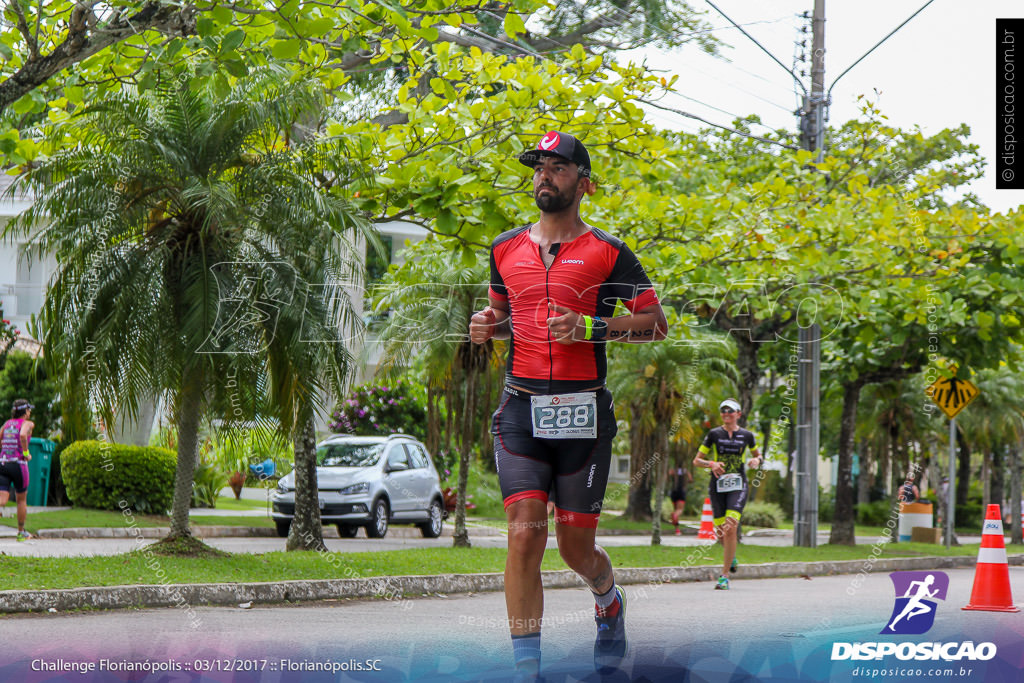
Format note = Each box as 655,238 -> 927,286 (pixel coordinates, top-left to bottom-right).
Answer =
316,442 -> 384,467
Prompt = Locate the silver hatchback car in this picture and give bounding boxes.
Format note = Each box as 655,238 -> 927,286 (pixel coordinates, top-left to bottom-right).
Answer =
271,434 -> 445,539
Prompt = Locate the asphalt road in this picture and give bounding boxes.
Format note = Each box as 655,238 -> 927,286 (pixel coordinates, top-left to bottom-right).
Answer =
0,568 -> 1020,682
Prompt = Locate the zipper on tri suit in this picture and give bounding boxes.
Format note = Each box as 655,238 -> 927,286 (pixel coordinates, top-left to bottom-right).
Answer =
542,243 -> 553,395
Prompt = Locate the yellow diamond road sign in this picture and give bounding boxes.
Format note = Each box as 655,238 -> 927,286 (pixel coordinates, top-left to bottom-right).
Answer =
926,376 -> 980,419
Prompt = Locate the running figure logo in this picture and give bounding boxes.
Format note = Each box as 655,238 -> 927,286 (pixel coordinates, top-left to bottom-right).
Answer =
881,571 -> 949,635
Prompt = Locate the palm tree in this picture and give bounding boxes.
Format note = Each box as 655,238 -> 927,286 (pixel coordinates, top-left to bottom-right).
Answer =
607,331 -> 738,542
5,68 -> 369,545
373,241 -> 502,547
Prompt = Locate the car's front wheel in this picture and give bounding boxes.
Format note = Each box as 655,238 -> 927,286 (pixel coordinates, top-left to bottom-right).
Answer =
365,498 -> 389,538
275,519 -> 291,538
419,499 -> 444,538
337,524 -> 358,538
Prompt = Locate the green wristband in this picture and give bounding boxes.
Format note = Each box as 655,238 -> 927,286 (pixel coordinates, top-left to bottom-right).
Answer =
583,315 -> 593,340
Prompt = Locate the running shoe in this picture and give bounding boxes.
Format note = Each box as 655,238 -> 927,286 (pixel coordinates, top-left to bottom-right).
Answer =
16,531 -> 31,542
674,527 -> 682,536
594,585 -> 628,673
730,557 -> 738,573
715,575 -> 730,590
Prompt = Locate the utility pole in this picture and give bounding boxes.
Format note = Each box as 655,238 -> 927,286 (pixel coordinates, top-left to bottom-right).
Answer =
793,0 -> 825,548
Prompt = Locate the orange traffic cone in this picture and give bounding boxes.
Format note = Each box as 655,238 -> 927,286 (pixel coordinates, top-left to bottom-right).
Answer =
963,504 -> 1019,613
698,497 -> 716,539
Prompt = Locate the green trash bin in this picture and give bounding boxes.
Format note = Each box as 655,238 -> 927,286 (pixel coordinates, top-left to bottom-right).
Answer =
26,437 -> 54,507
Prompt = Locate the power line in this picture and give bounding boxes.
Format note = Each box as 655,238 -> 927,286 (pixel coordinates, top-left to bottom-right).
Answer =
827,0 -> 938,100
704,0 -> 807,97
638,98 -> 799,151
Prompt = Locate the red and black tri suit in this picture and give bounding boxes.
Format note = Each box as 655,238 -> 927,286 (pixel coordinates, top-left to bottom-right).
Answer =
488,224 -> 660,527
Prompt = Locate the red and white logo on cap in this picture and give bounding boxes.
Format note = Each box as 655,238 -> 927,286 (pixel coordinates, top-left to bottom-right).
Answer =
538,132 -> 560,150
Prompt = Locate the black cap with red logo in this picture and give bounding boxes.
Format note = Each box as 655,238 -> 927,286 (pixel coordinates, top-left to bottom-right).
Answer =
518,131 -> 592,177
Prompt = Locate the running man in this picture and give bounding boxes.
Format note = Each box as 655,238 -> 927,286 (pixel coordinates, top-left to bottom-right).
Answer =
469,130 -> 668,680
0,399 -> 35,541
693,398 -> 762,590
887,574 -> 939,631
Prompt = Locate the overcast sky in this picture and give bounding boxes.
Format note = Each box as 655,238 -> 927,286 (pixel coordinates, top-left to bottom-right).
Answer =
626,0 -> 1023,214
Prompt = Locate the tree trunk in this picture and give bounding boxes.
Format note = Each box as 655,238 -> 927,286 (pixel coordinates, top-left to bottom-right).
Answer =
857,438 -> 872,506
991,448 -> 1005,515
981,450 -> 991,509
168,375 -> 204,539
1010,442 -> 1022,546
650,422 -> 670,546
829,380 -> 862,545
623,409 -> 653,521
732,335 -> 761,419
287,414 -> 325,551
426,384 -> 440,456
452,360 -> 475,548
956,425 -> 971,506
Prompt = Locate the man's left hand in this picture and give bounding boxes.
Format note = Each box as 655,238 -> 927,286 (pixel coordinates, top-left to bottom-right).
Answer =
547,304 -> 585,345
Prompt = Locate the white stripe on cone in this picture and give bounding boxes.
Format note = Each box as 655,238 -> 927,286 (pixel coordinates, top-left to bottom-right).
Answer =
982,520 -> 1004,535
977,547 -> 1009,564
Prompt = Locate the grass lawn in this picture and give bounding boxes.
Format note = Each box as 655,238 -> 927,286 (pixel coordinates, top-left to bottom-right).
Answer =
0,541 -> 994,592
208,497 -> 270,511
0,508 -> 275,531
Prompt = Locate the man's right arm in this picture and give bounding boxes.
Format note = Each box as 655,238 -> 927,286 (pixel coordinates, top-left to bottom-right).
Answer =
470,297 -> 511,343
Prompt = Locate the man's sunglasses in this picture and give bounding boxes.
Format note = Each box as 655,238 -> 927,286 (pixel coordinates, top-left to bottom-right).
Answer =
720,408 -> 737,414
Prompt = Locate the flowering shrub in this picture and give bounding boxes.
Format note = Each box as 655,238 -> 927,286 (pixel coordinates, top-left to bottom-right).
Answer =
330,379 -> 427,441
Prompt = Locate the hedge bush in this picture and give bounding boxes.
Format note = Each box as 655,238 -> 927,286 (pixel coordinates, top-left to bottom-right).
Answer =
61,440 -> 176,513
856,500 -> 896,527
742,501 -> 784,528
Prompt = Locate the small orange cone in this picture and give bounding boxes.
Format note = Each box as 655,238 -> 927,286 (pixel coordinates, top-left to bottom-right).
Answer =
963,504 -> 1019,612
698,497 -> 716,539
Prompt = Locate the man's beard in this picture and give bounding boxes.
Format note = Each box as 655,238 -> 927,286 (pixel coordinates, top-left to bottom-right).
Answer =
534,185 -> 575,213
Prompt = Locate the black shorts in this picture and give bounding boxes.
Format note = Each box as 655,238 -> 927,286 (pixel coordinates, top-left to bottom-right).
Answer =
0,460 -> 29,494
708,476 -> 748,524
670,488 -> 686,504
492,387 -> 616,528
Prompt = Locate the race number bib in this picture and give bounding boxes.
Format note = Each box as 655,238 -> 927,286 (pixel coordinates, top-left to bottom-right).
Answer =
530,392 -> 598,439
716,473 -> 743,493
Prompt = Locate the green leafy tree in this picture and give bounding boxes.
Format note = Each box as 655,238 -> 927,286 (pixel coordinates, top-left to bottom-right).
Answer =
1,1 -> 717,166
0,350 -> 57,437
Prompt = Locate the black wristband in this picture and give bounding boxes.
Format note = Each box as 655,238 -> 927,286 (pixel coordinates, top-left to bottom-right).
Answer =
591,315 -> 608,341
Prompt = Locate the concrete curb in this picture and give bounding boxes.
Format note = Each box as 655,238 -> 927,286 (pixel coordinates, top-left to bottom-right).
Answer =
34,524 -> 508,539
36,527 -> 280,539
2,554 -> 1020,615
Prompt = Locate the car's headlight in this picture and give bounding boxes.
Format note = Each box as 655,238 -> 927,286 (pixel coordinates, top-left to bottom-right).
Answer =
276,481 -> 291,494
339,482 -> 369,495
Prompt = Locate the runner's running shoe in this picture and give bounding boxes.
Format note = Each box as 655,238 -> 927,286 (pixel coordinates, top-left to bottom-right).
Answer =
16,531 -> 31,542
594,585 -> 628,673
715,575 -> 730,590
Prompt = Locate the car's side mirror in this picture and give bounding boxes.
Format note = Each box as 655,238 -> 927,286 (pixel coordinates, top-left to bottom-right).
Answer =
386,461 -> 409,473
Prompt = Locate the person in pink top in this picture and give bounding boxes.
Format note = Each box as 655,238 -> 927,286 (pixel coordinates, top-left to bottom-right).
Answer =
0,399 -> 35,540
